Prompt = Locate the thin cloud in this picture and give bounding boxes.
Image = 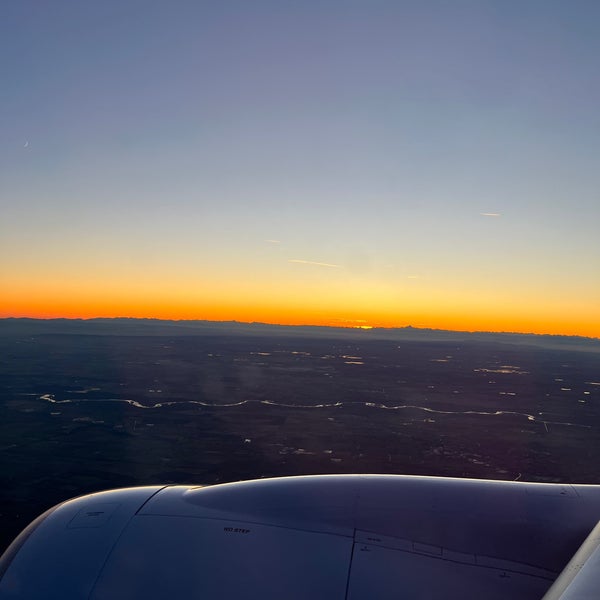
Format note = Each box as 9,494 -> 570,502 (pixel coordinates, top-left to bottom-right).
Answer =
265,239 -> 281,244
289,259 -> 341,268
480,212 -> 501,217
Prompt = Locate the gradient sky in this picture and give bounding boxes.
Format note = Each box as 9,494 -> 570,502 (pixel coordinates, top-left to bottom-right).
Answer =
2,1 -> 599,336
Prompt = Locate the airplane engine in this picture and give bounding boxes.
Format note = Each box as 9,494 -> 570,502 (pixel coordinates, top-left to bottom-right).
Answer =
1,475 -> 600,599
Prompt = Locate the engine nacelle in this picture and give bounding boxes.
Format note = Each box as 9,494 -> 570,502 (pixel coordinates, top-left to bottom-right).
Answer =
2,475 -> 600,599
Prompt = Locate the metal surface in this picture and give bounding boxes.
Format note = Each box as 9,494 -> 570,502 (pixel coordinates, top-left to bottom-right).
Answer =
2,475 -> 600,599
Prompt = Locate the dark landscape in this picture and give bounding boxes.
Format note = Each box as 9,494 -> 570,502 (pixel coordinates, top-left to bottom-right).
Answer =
1,318 -> 599,553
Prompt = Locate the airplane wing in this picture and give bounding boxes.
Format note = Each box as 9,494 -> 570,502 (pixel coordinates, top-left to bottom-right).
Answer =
1,475 -> 600,599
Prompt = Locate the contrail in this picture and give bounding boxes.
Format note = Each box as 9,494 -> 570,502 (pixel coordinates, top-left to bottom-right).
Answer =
289,259 -> 341,268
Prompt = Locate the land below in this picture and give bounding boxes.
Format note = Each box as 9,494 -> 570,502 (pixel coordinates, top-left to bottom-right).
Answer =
1,318 -> 599,553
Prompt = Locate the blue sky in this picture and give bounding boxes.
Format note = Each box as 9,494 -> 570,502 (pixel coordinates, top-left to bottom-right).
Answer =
2,1 -> 599,335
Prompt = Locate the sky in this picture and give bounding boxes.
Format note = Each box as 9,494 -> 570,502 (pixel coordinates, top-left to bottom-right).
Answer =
1,0 -> 599,337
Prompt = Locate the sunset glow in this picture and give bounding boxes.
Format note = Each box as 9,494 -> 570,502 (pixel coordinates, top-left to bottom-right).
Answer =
2,3 -> 599,339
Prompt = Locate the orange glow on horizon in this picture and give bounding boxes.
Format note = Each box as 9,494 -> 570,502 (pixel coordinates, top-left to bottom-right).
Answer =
2,272 -> 598,338
2,302 -> 598,339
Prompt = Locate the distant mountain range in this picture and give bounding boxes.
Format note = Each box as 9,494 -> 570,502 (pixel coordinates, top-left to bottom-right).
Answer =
1,317 -> 599,352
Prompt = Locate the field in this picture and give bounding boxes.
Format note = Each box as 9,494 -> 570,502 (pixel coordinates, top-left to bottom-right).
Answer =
1,323 -> 599,552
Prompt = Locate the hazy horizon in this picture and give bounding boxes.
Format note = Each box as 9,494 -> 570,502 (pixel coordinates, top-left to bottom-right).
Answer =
3,315 -> 600,342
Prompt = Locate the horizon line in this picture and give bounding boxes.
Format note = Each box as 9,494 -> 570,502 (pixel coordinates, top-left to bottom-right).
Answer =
2,315 -> 598,342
